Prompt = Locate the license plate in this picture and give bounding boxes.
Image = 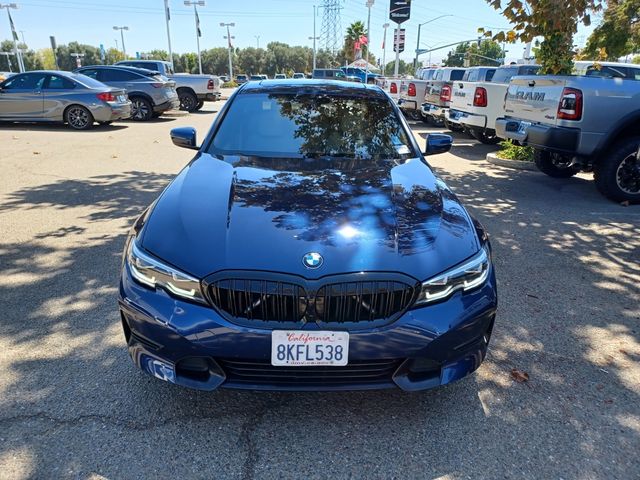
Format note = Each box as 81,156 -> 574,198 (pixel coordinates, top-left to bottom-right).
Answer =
271,330 -> 349,366
518,121 -> 532,134
451,111 -> 462,120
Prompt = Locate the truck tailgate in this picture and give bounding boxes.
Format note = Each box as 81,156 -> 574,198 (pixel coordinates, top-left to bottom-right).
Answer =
450,81 -> 476,110
504,76 -> 567,125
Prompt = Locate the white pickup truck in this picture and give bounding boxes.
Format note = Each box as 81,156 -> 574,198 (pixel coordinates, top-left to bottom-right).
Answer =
397,68 -> 437,120
495,71 -> 640,203
445,64 -> 540,143
116,60 -> 221,112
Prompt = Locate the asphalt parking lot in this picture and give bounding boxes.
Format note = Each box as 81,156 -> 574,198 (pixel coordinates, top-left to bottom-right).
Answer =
1,99 -> 639,480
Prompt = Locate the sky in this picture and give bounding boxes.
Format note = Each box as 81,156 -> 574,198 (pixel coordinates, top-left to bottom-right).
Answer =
1,0 -> 596,66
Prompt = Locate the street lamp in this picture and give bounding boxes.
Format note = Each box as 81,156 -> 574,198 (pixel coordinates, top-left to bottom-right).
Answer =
184,0 -> 205,74
220,22 -> 235,78
414,14 -> 453,68
70,52 -> 85,68
308,36 -> 320,70
365,0 -> 374,84
382,22 -> 389,76
0,3 -> 24,72
113,26 -> 129,59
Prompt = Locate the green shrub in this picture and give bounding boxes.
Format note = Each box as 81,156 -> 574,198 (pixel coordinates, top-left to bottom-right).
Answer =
222,80 -> 239,88
496,140 -> 535,162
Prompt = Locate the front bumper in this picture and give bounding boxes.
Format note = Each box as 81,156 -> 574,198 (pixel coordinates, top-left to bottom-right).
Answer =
495,117 -> 580,154
119,266 -> 497,392
421,103 -> 446,119
446,109 -> 487,130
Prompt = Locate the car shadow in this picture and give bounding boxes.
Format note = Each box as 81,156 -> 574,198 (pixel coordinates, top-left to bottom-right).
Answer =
0,122 -> 129,132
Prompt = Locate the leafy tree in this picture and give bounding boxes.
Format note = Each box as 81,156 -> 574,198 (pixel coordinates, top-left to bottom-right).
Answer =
383,59 -> 412,75
634,55 -> 640,64
485,0 -> 602,74
316,49 -> 338,69
582,0 -> 640,59
342,21 -> 368,64
443,42 -> 469,67
237,47 -> 267,75
201,47 -> 234,76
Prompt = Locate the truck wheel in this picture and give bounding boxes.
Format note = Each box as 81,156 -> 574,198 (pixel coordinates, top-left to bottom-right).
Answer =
195,101 -> 205,111
420,113 -> 431,124
178,90 -> 198,112
594,137 -> 640,204
470,128 -> 501,145
534,150 -> 580,178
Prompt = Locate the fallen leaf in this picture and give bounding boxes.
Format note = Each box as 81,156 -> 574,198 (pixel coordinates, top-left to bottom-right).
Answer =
32,151 -> 41,155
510,368 -> 529,383
604,399 -> 613,404
111,154 -> 118,159
153,140 -> 159,143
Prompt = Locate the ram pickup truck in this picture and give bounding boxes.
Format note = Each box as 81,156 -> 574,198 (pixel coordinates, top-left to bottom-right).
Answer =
445,64 -> 539,143
397,68 -> 436,120
116,60 -> 221,112
496,74 -> 640,203
420,67 -> 467,127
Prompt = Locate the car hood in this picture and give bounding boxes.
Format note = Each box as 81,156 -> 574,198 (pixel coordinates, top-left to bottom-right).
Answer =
141,153 -> 479,281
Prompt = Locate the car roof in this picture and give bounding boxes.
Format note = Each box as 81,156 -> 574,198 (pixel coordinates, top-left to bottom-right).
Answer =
238,79 -> 384,97
77,65 -> 160,75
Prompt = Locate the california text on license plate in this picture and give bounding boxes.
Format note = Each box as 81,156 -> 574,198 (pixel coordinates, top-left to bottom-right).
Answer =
271,331 -> 349,366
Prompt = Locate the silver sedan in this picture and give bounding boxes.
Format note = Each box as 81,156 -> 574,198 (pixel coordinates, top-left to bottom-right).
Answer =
0,70 -> 132,130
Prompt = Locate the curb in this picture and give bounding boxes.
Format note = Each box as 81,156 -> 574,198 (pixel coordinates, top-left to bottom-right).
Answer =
486,152 -> 537,171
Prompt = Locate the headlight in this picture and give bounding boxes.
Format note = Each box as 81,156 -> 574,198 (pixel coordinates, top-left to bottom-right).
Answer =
415,246 -> 490,305
126,239 -> 207,305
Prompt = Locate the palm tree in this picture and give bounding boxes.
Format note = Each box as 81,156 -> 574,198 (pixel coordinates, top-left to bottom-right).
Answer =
343,21 -> 368,63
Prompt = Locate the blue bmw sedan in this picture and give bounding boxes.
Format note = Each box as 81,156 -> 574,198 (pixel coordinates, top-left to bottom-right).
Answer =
119,80 -> 497,392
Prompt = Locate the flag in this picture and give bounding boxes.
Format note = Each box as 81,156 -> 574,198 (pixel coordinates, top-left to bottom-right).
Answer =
359,35 -> 368,45
196,9 -> 201,37
8,10 -> 19,42
164,0 -> 170,21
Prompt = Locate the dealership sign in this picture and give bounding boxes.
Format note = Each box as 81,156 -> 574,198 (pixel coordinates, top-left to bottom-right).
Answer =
389,0 -> 411,24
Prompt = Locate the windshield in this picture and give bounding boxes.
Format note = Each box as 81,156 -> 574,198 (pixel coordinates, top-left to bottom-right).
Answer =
208,92 -> 415,160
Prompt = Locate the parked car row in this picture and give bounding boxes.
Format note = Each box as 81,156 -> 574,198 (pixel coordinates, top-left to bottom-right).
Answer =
386,60 -> 640,203
0,64 -> 222,130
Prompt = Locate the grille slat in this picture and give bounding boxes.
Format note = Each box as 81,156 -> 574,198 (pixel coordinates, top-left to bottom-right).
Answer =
219,358 -> 402,387
208,276 -> 415,325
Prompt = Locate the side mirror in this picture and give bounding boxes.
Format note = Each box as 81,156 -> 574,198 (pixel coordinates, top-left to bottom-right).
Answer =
170,127 -> 198,150
424,133 -> 453,156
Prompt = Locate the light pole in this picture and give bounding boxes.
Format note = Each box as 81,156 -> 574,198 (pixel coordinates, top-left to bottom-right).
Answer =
414,14 -> 453,68
365,0 -> 374,84
220,22 -> 235,78
309,36 -> 320,70
163,0 -> 174,70
0,3 -> 24,72
0,51 -> 14,72
382,22 -> 389,76
254,35 -> 260,49
113,26 -> 129,58
184,0 -> 204,74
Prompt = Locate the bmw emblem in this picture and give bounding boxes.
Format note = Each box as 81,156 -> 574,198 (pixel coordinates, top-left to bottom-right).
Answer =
302,252 -> 323,269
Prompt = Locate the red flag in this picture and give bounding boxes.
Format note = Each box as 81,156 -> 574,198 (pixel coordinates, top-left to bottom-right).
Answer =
359,35 -> 368,45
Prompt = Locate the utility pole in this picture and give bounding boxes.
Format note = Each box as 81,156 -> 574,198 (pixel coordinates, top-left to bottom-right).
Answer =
309,36 -> 320,70
163,0 -> 174,69
70,52 -> 85,68
254,35 -> 260,49
1,3 -> 24,72
414,14 -> 453,68
382,22 -> 389,75
365,0 -> 374,84
220,22 -> 235,78
113,26 -> 129,58
394,27 -> 400,76
184,0 -> 204,74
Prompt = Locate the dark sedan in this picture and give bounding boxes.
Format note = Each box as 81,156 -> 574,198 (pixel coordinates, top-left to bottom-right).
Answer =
0,70 -> 131,129
119,80 -> 497,392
